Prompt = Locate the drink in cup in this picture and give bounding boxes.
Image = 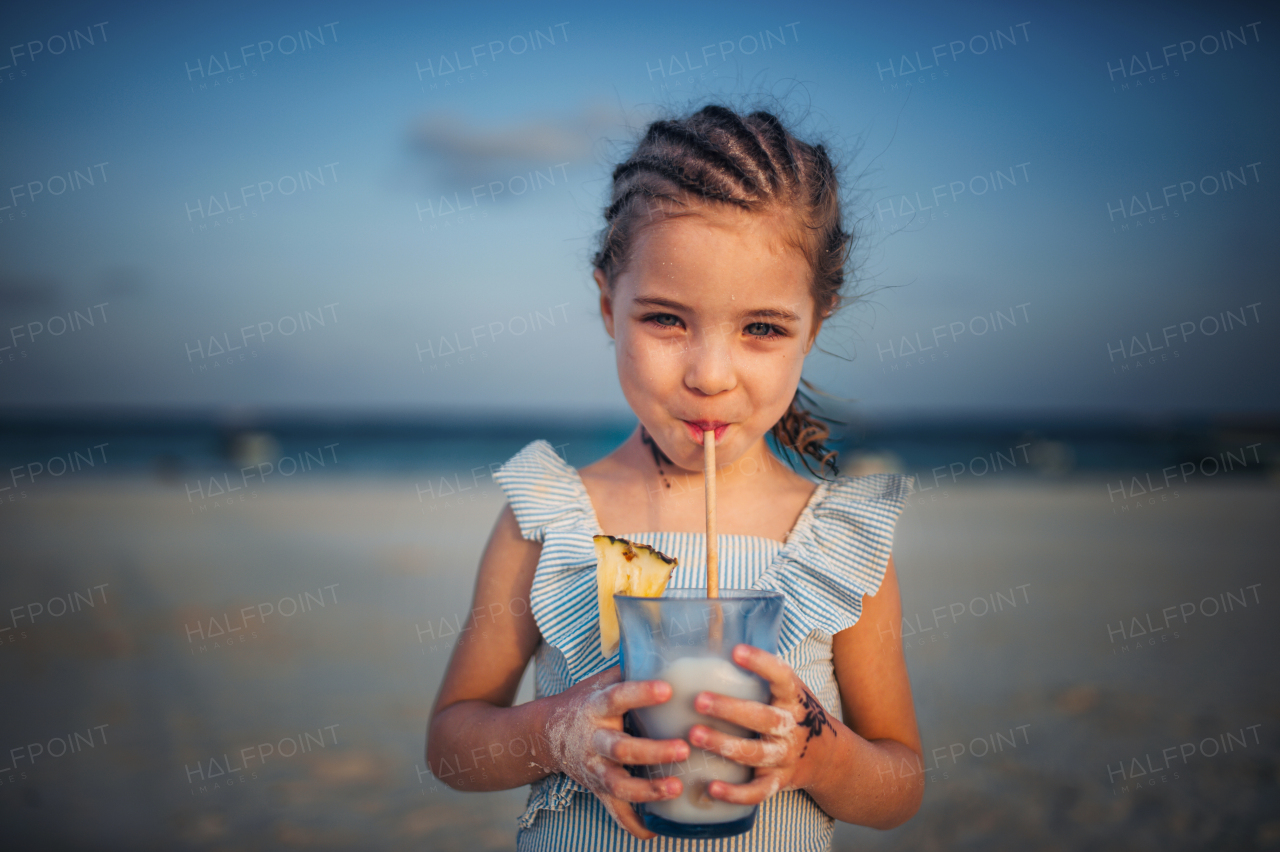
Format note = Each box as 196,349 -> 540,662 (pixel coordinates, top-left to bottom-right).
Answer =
615,590 -> 784,838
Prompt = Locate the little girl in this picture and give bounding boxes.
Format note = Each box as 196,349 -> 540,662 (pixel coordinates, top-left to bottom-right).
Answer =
427,104 -> 922,851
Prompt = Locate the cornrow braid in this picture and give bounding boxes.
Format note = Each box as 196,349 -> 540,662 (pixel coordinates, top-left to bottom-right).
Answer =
645,121 -> 761,194
594,103 -> 854,480
748,111 -> 800,183
698,105 -> 778,193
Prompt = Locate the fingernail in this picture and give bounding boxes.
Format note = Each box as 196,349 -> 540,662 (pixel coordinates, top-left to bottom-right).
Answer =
694,695 -> 710,712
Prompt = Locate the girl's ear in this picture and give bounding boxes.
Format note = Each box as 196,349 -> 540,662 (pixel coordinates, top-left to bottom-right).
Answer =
803,301 -> 828,355
804,324 -> 821,355
594,268 -> 616,339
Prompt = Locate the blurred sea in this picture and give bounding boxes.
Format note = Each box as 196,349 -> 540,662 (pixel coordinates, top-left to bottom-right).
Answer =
2,411 -> 1277,479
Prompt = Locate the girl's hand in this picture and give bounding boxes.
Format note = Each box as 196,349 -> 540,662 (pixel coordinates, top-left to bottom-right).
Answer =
546,666 -> 689,839
688,644 -> 835,806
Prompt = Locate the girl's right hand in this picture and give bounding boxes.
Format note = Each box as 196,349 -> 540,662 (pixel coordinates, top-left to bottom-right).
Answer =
546,666 -> 688,839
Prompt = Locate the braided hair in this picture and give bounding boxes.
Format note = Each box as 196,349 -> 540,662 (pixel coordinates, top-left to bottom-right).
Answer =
593,104 -> 850,478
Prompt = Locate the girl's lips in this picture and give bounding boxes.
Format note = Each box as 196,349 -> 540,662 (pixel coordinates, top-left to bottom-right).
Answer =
683,420 -> 729,444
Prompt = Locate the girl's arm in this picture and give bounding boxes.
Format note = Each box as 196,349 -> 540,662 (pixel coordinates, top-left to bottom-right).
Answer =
426,503 -> 553,790
426,504 -> 690,838
806,553 -> 924,825
689,555 -> 925,828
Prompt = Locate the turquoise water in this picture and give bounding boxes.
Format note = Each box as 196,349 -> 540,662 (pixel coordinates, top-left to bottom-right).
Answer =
1,415 -> 1274,477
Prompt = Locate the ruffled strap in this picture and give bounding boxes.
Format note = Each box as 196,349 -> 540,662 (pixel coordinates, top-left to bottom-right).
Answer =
491,440 -> 597,543
754,473 -> 912,654
517,773 -> 585,829
491,440 -> 615,686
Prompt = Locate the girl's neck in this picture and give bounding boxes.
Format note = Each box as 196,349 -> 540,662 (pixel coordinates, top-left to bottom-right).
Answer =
628,426 -> 791,490
580,427 -> 818,541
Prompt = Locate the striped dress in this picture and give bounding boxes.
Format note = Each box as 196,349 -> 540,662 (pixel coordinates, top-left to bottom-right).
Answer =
492,439 -> 912,852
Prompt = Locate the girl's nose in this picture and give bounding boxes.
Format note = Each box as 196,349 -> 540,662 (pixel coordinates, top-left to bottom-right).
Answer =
683,323 -> 737,396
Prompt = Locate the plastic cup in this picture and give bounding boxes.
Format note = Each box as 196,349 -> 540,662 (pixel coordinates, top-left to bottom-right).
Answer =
614,590 -> 784,839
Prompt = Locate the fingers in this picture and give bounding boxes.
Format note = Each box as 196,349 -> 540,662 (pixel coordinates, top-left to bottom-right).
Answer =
595,762 -> 683,803
593,727 -> 689,765
694,690 -> 794,738
707,770 -> 785,806
579,666 -> 622,691
594,678 -> 673,716
732,644 -> 799,703
687,725 -> 788,767
601,796 -> 655,840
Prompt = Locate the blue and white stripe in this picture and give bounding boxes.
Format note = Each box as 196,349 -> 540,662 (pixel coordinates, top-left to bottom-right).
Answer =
491,439 -> 911,851
516,785 -> 837,852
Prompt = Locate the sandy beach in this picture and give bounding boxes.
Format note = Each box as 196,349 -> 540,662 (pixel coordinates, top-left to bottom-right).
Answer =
1,472 -> 1276,850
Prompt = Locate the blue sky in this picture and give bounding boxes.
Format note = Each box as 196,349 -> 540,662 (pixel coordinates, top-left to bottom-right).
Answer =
1,0 -> 1276,416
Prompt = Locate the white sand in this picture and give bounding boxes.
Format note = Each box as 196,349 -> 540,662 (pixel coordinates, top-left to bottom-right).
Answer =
0,475 -> 1276,849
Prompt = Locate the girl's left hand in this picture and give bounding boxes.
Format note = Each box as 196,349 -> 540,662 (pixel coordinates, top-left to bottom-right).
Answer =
687,643 -> 834,805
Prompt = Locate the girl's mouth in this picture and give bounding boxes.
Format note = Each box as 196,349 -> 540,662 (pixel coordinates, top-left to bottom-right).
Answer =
683,420 -> 729,444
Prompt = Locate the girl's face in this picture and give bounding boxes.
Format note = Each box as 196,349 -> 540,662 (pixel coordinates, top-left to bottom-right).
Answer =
595,206 -> 822,473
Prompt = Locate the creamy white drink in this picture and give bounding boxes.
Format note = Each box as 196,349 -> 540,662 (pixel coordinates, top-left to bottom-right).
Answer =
634,655 -> 769,824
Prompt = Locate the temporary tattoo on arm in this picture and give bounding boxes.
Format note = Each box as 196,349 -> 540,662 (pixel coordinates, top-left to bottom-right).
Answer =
797,690 -> 833,756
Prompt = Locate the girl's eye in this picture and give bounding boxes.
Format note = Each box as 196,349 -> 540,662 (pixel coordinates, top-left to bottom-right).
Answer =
745,322 -> 784,340
645,313 -> 683,329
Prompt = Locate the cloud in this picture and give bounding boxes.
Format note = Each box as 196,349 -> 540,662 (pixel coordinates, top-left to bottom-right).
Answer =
98,267 -> 150,299
406,101 -> 657,191
0,276 -> 60,312
0,268 -> 149,318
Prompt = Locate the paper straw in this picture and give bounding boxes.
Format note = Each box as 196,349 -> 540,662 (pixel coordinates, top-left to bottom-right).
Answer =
704,430 -> 718,598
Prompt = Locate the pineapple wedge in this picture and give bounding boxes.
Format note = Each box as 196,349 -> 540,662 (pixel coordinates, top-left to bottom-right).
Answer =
594,535 -> 677,657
